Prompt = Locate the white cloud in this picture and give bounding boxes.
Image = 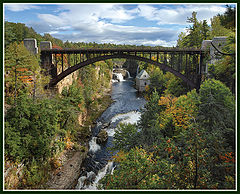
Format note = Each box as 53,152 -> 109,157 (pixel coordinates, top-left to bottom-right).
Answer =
38,14 -> 66,26
5,4 -> 39,12
25,3 -> 230,46
137,4 -> 158,20
53,23 -> 178,47
137,4 -> 227,25
51,4 -> 137,24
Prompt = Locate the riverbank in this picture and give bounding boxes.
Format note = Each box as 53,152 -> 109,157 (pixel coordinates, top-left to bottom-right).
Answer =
43,88 -> 113,190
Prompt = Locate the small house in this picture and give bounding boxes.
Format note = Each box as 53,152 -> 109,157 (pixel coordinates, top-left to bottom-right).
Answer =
136,70 -> 150,92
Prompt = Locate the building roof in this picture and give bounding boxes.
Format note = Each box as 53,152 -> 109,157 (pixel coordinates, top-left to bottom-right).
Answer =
136,70 -> 150,79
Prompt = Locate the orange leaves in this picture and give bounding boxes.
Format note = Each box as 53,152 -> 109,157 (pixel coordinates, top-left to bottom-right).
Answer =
158,95 -> 177,108
64,136 -> 74,150
220,152 -> 235,163
112,150 -> 127,162
158,93 -> 197,131
166,147 -> 172,153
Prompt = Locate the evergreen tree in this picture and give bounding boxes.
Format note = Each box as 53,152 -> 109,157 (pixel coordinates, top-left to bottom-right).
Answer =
218,5 -> 236,30
177,12 -> 210,48
5,42 -> 39,102
209,16 -> 231,39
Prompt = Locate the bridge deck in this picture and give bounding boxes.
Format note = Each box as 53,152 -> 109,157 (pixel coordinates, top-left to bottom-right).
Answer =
41,47 -> 203,54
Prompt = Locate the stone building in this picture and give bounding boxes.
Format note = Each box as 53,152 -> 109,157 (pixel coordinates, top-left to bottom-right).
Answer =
135,70 -> 150,92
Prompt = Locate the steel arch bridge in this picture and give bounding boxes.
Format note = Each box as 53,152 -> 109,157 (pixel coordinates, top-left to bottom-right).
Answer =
40,47 -> 206,90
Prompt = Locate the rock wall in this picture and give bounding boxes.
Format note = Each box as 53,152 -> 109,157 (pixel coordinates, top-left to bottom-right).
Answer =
57,71 -> 79,94
123,59 -> 138,78
45,150 -> 88,189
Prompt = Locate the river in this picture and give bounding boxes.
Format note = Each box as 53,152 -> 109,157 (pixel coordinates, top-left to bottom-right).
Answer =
75,75 -> 146,190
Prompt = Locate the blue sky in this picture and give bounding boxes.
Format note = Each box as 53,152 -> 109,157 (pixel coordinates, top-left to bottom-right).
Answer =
4,3 -> 235,47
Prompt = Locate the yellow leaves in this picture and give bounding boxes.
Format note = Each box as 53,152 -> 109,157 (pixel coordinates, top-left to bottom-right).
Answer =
159,123 -> 164,128
64,132 -> 74,150
51,158 -> 62,169
64,137 -> 74,150
158,94 -> 197,130
151,56 -> 157,61
112,150 -> 127,162
158,95 -> 177,109
145,84 -> 150,92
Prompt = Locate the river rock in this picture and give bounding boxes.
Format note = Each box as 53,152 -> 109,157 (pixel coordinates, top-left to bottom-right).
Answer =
96,129 -> 108,144
101,122 -> 110,129
87,171 -> 96,183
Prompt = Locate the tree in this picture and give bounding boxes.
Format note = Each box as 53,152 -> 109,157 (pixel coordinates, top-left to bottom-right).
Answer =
209,16 -> 231,39
99,146 -> 173,189
4,22 -> 17,47
198,79 -> 235,149
138,90 -> 165,147
185,12 -> 203,48
218,5 -> 236,30
43,33 -> 64,48
196,79 -> 235,188
146,65 -> 166,97
5,42 -> 39,102
213,32 -> 235,93
177,12 -> 210,48
4,21 -> 44,48
112,123 -> 139,152
201,20 -> 210,40
5,95 -> 59,162
163,72 -> 189,97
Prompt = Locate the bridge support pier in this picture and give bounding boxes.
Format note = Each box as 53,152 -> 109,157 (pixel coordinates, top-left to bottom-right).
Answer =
39,41 -> 57,79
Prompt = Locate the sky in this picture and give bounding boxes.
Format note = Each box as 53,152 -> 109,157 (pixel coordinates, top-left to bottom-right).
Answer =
4,3 -> 236,47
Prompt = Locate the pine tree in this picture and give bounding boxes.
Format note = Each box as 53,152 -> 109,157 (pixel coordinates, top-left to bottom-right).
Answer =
5,42 -> 39,102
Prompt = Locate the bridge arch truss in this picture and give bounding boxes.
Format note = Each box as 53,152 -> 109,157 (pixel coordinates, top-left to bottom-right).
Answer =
40,48 -> 205,89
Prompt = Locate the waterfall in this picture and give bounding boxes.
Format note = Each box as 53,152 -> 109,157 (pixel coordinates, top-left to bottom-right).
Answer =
112,73 -> 124,82
136,65 -> 140,75
126,70 -> 132,78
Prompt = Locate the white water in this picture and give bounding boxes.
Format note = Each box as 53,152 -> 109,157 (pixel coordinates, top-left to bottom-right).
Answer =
111,79 -> 118,83
76,176 -> 87,189
76,80 -> 146,190
112,73 -> 124,82
111,111 -> 141,124
76,161 -> 114,190
89,137 -> 101,153
106,128 -> 115,137
126,70 -> 132,78
108,111 -> 141,137
77,111 -> 141,190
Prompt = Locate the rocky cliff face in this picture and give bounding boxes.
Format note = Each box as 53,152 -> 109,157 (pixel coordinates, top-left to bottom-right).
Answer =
57,71 -> 79,94
45,149 -> 88,189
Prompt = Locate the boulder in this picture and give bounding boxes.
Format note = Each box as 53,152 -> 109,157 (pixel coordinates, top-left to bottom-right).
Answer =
96,130 -> 108,144
101,122 -> 110,129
